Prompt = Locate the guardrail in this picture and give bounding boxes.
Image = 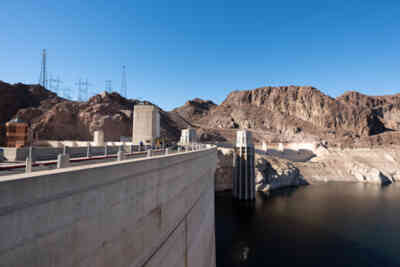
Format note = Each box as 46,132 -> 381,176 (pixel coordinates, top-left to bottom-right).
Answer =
0,143 -> 209,174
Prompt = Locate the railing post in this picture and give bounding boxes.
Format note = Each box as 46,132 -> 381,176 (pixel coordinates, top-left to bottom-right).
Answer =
117,151 -> 125,161
25,157 -> 32,173
165,148 -> 169,155
57,153 -> 70,168
104,145 -> 108,157
86,142 -> 91,158
118,144 -> 125,161
28,146 -> 35,163
147,149 -> 152,157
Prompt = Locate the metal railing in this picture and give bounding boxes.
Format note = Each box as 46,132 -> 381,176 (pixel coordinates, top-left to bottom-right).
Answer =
0,143 -> 209,175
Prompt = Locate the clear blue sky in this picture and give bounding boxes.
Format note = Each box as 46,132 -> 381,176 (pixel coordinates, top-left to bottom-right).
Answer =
1,0 -> 399,110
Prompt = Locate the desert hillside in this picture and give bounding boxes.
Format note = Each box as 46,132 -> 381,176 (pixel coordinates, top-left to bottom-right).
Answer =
0,81 -> 190,144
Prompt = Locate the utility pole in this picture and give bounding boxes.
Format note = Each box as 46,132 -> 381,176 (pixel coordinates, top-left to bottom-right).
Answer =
39,49 -> 47,88
121,65 -> 127,98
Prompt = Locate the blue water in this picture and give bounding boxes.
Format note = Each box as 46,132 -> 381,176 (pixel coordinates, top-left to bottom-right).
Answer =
215,183 -> 400,267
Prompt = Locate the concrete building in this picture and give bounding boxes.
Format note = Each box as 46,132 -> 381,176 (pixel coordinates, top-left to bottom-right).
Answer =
179,128 -> 197,145
132,104 -> 160,146
5,117 -> 28,148
93,130 -> 104,146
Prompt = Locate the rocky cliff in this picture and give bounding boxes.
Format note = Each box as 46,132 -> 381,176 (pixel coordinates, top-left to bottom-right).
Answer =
176,86 -> 400,147
171,98 -> 216,124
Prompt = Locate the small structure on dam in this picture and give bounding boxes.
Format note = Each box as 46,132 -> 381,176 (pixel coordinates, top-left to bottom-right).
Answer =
132,104 -> 160,146
233,130 -> 256,200
179,128 -> 197,145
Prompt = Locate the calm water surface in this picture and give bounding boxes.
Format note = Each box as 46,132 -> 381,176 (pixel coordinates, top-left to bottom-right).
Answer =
215,183 -> 400,267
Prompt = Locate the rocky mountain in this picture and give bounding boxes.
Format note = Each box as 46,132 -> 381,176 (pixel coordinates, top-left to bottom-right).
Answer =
171,98 -> 216,124
0,81 -> 190,143
180,86 -> 400,147
0,81 -> 63,124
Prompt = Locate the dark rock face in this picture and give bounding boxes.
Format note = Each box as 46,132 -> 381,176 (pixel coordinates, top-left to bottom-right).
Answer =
337,91 -> 400,132
0,82 -> 189,142
0,81 -> 62,124
197,128 -> 227,142
172,98 -> 216,124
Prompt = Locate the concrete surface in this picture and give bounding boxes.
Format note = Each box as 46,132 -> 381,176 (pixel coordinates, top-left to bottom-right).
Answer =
0,147 -> 217,267
132,105 -> 160,146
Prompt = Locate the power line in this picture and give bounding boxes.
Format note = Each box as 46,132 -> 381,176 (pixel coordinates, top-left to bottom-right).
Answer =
49,74 -> 63,96
63,87 -> 72,100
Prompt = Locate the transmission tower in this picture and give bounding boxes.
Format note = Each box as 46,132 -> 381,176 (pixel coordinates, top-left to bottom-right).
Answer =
121,65 -> 127,98
39,49 -> 47,88
49,74 -> 63,96
83,79 -> 91,99
105,80 -> 112,93
76,78 -> 88,101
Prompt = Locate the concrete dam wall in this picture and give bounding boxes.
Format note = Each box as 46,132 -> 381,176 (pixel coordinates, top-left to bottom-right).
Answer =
0,147 -> 217,267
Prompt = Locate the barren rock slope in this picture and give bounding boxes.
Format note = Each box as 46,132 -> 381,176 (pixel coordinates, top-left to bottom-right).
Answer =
0,81 -> 190,142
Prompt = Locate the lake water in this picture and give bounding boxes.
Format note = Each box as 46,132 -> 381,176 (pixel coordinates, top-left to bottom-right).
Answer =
215,183 -> 400,267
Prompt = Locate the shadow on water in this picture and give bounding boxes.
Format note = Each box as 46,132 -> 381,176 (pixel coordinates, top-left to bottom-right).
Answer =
215,184 -> 400,267
231,199 -> 256,222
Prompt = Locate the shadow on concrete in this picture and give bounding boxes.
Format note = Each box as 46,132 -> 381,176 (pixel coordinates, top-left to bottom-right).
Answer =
0,148 -> 4,163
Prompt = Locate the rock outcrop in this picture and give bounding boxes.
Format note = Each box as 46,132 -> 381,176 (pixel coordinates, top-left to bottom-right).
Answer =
172,98 -> 216,124
296,147 -> 400,184
255,153 -> 307,193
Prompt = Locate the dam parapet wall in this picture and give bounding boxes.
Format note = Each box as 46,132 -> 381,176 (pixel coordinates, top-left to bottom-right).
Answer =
0,147 -> 217,267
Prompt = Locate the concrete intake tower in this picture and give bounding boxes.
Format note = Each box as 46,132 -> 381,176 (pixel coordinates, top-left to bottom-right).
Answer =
233,130 -> 256,201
